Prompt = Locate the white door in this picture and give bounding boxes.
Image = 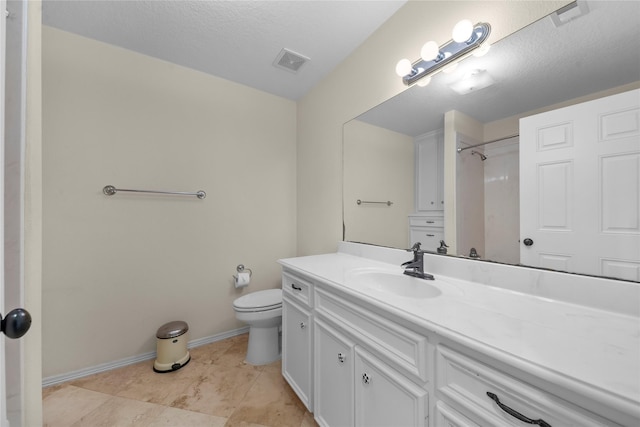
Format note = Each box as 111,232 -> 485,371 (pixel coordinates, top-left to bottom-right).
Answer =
520,89 -> 640,280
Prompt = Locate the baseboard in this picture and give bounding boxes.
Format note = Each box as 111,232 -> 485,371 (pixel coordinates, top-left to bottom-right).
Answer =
42,326 -> 250,388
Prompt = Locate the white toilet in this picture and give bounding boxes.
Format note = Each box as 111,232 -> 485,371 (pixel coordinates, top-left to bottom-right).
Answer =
232,288 -> 282,365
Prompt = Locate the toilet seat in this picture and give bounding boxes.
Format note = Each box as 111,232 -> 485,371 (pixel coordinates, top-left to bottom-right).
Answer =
233,289 -> 282,313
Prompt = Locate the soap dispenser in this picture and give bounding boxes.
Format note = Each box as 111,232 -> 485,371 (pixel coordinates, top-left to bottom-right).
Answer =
437,240 -> 449,254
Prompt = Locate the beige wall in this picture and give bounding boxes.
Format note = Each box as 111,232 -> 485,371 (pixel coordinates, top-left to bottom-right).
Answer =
343,120 -> 413,248
41,27 -> 297,377
297,0 -> 571,256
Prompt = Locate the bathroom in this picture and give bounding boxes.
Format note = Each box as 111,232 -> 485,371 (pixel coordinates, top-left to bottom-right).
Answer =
2,0 -> 639,425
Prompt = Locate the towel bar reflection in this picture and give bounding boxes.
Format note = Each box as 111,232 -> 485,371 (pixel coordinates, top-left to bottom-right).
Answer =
103,185 -> 206,199
357,199 -> 393,206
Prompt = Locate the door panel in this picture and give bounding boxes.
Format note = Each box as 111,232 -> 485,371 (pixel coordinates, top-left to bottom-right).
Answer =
520,89 -> 640,280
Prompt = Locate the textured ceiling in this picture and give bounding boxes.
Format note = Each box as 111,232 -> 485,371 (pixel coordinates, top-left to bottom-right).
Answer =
357,0 -> 640,136
42,0 -> 407,100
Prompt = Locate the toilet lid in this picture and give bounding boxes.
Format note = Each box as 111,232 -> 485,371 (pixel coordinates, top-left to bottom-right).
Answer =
233,289 -> 282,311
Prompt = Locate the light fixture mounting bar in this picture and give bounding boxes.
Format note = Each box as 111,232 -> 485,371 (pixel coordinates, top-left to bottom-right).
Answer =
403,22 -> 491,86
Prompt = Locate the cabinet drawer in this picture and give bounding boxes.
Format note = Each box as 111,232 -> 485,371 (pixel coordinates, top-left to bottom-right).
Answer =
315,287 -> 428,382
436,346 -> 621,427
409,216 -> 444,228
409,226 -> 444,252
435,401 -> 480,427
282,272 -> 312,307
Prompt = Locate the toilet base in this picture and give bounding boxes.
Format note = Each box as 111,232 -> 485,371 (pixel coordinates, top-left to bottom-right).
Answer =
245,325 -> 281,365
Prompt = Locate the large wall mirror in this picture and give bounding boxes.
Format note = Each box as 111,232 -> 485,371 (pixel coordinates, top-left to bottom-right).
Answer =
343,1 -> 640,281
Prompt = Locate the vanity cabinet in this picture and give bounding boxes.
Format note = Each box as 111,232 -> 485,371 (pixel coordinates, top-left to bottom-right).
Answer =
415,129 -> 444,212
313,285 -> 429,427
314,315 -> 428,427
280,264 -> 632,427
281,272 -> 313,411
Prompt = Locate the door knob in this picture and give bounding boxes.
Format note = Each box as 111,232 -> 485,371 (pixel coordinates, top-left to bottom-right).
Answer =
1,308 -> 32,339
523,238 -> 534,247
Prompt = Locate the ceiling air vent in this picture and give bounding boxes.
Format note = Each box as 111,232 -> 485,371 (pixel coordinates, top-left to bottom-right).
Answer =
550,1 -> 589,27
273,48 -> 309,73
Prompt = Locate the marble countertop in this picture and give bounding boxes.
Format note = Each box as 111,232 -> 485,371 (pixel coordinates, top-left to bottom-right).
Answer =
279,250 -> 640,421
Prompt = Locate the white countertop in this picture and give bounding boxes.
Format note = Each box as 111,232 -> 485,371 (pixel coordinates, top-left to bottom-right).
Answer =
279,249 -> 640,421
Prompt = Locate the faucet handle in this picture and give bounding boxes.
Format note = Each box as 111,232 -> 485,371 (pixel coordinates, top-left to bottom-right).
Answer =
407,242 -> 422,252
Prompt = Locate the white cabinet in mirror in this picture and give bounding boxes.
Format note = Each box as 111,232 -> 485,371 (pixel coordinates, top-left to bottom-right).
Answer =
411,129 -> 445,251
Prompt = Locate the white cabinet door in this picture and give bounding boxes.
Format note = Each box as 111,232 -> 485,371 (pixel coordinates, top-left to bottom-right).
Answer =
282,296 -> 313,411
314,318 -> 354,427
415,130 -> 444,212
355,346 -> 428,427
520,89 -> 640,280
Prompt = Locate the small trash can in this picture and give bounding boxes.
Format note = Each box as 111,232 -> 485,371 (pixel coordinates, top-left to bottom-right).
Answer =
153,320 -> 190,373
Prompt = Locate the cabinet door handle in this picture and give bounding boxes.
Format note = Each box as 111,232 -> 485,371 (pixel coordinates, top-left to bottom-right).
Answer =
299,322 -> 306,329
337,353 -> 346,364
486,392 -> 552,427
361,373 -> 371,385
291,283 -> 302,291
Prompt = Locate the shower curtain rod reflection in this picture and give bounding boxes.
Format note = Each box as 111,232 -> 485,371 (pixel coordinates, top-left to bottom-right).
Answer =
103,185 -> 206,199
457,133 -> 519,153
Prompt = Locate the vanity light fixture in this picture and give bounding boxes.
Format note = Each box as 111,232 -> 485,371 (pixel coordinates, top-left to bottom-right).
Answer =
396,20 -> 491,87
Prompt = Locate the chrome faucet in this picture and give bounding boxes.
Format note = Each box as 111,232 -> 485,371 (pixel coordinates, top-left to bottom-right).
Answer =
402,242 -> 435,280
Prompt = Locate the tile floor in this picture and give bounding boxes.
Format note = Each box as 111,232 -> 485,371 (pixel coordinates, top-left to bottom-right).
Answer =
43,333 -> 316,427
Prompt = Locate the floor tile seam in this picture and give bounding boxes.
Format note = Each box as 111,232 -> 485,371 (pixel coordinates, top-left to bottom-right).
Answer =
61,392 -> 163,426
155,403 -> 230,422
226,366 -> 270,421
43,385 -> 116,426
47,384 -> 116,401
114,374 -> 197,407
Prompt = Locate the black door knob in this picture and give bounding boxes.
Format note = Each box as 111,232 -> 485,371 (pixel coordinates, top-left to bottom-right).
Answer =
1,308 -> 32,339
523,238 -> 534,247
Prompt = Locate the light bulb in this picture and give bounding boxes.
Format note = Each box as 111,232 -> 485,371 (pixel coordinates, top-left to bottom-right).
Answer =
452,19 -> 474,43
416,76 -> 431,87
420,41 -> 439,61
473,43 -> 491,57
395,58 -> 413,77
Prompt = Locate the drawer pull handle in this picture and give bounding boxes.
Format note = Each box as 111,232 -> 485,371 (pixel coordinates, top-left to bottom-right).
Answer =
426,220 -> 435,224
362,373 -> 371,385
300,322 -> 306,329
426,234 -> 435,237
486,392 -> 551,427
337,353 -> 346,364
291,284 -> 302,291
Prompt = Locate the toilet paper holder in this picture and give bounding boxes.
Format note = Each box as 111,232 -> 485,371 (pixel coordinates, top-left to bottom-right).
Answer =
234,264 -> 252,280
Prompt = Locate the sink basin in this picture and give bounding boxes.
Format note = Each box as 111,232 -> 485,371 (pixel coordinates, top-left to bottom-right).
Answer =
348,270 -> 442,299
